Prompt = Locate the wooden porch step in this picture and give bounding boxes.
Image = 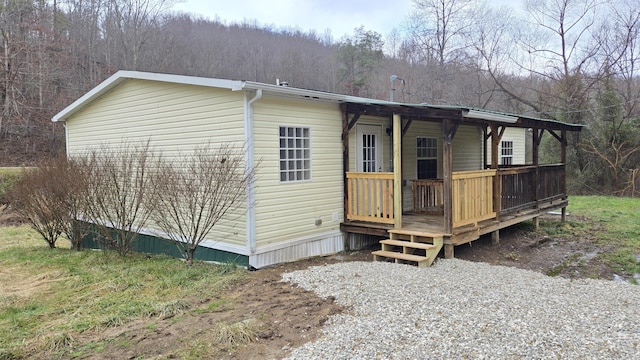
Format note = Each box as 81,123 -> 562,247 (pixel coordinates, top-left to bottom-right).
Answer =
387,228 -> 445,238
380,239 -> 436,250
373,228 -> 445,268
372,250 -> 430,265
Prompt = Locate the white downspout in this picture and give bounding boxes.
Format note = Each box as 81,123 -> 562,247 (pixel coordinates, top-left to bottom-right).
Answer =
245,89 -> 262,263
64,123 -> 70,157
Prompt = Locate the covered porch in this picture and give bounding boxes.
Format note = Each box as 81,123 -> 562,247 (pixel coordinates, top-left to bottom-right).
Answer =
339,101 -> 582,264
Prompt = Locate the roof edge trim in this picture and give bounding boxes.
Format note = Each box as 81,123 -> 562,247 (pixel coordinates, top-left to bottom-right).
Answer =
464,109 -> 518,123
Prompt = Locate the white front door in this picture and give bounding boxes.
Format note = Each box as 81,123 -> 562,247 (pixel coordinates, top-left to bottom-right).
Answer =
356,125 -> 383,172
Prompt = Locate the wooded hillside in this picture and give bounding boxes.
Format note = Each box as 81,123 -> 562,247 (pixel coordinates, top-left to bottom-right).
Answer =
1,0 -> 639,195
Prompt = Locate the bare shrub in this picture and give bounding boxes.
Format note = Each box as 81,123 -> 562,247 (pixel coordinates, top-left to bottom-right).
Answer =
60,157 -> 93,250
7,159 -> 70,248
154,143 -> 256,266
82,141 -> 162,256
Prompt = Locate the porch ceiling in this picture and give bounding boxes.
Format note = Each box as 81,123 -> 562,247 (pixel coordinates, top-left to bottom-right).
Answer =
343,102 -> 583,132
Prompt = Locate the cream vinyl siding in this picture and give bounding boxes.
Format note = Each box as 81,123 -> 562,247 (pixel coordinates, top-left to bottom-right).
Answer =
487,127 -> 528,166
252,96 -> 344,247
64,78 -> 247,247
402,121 -> 443,180
348,116 -> 391,172
66,79 -> 246,151
452,125 -> 483,171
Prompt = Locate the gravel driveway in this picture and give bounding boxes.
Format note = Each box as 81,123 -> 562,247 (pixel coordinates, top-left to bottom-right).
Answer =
282,259 -> 640,359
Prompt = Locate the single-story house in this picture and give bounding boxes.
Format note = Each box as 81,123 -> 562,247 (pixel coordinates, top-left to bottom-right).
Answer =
52,71 -> 582,268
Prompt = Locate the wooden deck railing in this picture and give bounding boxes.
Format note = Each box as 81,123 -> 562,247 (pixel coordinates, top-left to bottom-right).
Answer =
452,169 -> 497,228
346,166 -> 566,227
538,164 -> 565,201
346,172 -> 394,224
499,164 -> 565,214
412,179 -> 444,215
499,166 -> 536,213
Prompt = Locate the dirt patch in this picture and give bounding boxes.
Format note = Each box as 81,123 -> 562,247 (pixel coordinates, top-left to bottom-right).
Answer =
454,218 -> 614,280
87,254 -> 370,359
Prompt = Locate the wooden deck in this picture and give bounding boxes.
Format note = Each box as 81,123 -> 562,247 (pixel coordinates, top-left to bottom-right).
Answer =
341,197 -> 568,257
342,164 -> 569,265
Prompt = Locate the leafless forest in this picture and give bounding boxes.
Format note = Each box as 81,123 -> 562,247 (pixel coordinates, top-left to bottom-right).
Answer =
1,0 -> 639,195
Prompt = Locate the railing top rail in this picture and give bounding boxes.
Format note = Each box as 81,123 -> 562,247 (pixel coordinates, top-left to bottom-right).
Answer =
452,169 -> 497,179
346,172 -> 394,179
538,163 -> 564,169
497,163 -> 565,175
498,166 -> 536,175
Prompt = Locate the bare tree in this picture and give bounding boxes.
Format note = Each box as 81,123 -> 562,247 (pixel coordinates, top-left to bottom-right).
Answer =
407,0 -> 475,66
103,0 -> 177,69
153,143 -> 256,266
483,0 -> 601,119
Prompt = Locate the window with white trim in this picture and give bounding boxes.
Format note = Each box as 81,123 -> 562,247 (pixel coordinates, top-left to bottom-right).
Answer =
417,137 -> 438,179
501,140 -> 513,165
279,126 -> 311,182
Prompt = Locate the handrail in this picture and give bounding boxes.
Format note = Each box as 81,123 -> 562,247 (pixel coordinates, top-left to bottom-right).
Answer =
346,172 -> 394,224
452,169 -> 496,227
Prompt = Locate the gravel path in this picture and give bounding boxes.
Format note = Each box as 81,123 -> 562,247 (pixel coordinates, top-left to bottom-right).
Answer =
282,259 -> 640,359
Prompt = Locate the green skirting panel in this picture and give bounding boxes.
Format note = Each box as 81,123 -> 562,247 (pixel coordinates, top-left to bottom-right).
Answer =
75,222 -> 248,266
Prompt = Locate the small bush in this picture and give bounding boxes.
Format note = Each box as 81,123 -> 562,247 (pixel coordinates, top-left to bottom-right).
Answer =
6,158 -> 90,249
7,161 -> 70,248
154,143 -> 256,266
81,141 -> 162,256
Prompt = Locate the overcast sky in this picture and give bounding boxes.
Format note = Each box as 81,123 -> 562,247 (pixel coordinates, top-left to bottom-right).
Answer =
171,0 -> 520,40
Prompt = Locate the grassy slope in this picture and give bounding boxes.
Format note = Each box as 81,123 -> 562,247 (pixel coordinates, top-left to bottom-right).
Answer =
0,226 -> 245,359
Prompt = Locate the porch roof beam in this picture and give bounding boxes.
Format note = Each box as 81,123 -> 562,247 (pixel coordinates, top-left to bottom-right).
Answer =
345,103 -> 464,120
343,102 -> 582,132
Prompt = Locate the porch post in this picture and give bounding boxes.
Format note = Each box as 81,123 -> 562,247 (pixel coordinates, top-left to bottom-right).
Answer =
490,124 -> 503,219
341,104 -> 350,250
393,113 -> 403,228
341,104 -> 349,227
483,126 -> 489,169
561,130 -> 567,223
443,119 -> 454,235
532,128 -> 543,230
490,124 -> 503,244
443,119 -> 456,258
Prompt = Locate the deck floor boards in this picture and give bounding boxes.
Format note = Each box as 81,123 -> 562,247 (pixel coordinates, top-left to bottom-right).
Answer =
343,199 -> 568,246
